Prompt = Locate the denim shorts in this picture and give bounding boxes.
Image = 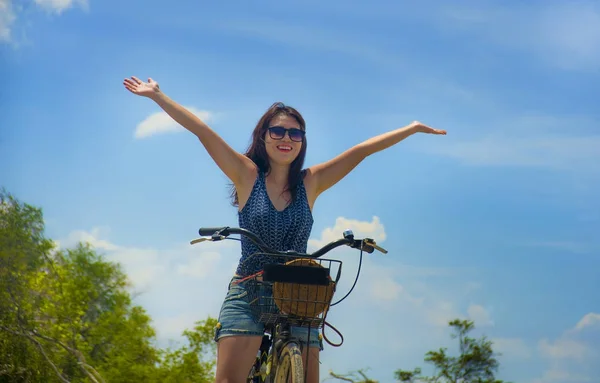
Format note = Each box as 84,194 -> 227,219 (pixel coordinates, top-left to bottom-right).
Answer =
214,275 -> 323,350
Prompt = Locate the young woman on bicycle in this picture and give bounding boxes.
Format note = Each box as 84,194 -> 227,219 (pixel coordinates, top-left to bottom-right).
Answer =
123,76 -> 446,383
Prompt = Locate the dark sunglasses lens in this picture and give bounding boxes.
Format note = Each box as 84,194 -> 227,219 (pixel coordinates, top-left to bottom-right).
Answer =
288,129 -> 304,142
269,127 -> 286,139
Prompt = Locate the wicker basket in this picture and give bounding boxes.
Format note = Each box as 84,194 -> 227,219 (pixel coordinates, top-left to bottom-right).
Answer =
272,258 -> 336,318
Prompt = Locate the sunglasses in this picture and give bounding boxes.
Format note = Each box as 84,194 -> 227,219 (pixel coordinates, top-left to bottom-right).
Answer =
267,126 -> 305,142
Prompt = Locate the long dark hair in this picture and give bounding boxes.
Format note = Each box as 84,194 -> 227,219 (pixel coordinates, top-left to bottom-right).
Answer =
229,102 -> 307,206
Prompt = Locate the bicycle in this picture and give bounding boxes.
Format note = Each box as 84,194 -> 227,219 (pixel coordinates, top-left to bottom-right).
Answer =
190,226 -> 388,383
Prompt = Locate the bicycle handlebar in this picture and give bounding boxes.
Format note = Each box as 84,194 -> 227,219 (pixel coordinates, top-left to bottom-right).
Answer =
193,226 -> 387,257
198,227 -> 231,237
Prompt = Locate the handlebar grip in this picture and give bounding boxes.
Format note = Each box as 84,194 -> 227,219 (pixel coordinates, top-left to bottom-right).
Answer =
199,227 -> 228,236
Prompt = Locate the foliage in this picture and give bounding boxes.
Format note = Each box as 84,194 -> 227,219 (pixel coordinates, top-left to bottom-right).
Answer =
395,319 -> 510,383
328,319 -> 511,383
154,317 -> 218,383
0,189 -> 217,382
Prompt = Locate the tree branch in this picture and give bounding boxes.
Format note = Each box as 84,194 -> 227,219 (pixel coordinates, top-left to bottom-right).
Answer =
1,321 -> 105,383
30,329 -> 105,383
328,369 -> 378,383
0,325 -> 70,383
329,371 -> 359,382
79,362 -> 106,383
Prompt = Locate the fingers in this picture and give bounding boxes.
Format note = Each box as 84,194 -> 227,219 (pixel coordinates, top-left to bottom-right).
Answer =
431,130 -> 446,135
422,125 -> 447,135
123,78 -> 143,94
131,76 -> 143,84
412,121 -> 446,135
123,79 -> 137,92
123,78 -> 136,87
123,83 -> 135,93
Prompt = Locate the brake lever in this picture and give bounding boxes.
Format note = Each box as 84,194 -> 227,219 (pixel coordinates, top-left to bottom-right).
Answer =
190,235 -> 226,245
364,238 -> 388,254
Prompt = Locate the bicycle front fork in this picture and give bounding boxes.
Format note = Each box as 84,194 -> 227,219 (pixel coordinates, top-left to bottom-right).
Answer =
249,323 -> 295,382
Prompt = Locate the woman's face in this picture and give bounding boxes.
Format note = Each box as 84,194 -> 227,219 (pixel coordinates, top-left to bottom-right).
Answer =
264,114 -> 304,166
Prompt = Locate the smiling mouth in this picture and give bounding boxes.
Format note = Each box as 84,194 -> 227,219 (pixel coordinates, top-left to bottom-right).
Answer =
277,145 -> 292,153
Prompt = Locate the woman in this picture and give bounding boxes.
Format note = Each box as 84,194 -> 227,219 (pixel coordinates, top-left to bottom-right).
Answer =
123,76 -> 446,383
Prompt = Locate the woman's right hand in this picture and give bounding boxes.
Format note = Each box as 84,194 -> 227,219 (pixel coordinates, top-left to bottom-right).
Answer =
123,76 -> 160,98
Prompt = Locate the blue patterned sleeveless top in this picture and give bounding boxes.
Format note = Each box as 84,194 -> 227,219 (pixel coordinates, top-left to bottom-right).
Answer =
236,170 -> 314,276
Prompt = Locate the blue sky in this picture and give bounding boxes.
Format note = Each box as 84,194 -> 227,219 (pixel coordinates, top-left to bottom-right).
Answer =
2,0 -> 600,382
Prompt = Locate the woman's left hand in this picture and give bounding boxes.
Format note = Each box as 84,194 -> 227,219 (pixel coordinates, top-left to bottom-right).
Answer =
411,121 -> 447,135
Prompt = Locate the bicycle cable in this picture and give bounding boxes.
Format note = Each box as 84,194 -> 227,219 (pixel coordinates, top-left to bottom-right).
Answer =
330,240 -> 365,306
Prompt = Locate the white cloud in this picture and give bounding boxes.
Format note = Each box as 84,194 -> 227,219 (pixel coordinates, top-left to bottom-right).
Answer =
308,216 -> 386,250
62,226 -> 120,251
134,107 -> 214,139
539,338 -> 589,361
1,0 -> 87,44
370,276 -> 403,302
109,247 -> 165,291
0,0 -> 16,42
533,367 -> 593,383
575,313 -> 600,331
34,0 -> 88,14
152,313 -> 200,344
176,251 -> 221,279
424,301 -> 461,328
467,304 -> 494,327
534,312 -> 600,383
422,303 -> 496,330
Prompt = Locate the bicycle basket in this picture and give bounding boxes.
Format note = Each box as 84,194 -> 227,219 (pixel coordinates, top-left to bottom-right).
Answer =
243,257 -> 340,327
272,258 -> 336,317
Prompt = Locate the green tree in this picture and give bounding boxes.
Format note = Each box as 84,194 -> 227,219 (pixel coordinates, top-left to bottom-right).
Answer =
0,189 -> 218,382
395,319 -> 510,383
154,317 -> 218,383
1,189 -> 65,382
328,319 -> 511,383
31,244 -> 161,383
0,189 -> 160,382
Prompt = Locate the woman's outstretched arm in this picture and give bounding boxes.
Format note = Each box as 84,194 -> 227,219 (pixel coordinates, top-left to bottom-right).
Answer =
308,121 -> 446,197
123,76 -> 255,185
